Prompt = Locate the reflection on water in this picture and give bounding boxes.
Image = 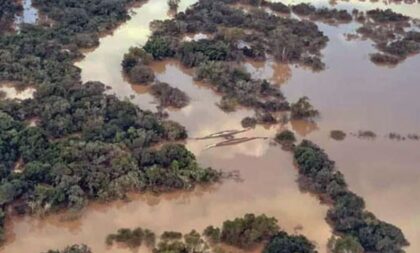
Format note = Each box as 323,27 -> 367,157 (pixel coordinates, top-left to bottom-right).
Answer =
244,60 -> 292,86
2,0 -> 420,252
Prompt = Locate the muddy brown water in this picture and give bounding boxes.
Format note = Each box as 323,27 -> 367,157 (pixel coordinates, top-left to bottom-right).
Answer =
0,83 -> 35,100
2,0 -> 420,252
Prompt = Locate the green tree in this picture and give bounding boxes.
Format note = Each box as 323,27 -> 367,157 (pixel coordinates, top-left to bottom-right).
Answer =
328,236 -> 364,253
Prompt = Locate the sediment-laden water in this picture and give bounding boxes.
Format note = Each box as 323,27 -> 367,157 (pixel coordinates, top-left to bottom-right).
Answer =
2,0 -> 419,252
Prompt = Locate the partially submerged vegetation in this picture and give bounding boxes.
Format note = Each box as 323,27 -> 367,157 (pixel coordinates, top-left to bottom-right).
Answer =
294,140 -> 409,253
106,227 -> 156,248
145,0 -> 329,69
195,61 -> 289,114
356,130 -> 377,139
290,97 -> 319,120
327,236 -> 364,253
168,0 -> 181,11
330,130 -> 346,141
43,244 -> 91,253
355,9 -> 420,65
218,213 -> 279,249
104,214 -> 316,253
261,0 -> 290,15
0,0 -> 220,243
291,3 -> 352,23
150,82 -> 190,108
131,0 -> 325,125
122,47 -> 155,84
274,130 -> 296,150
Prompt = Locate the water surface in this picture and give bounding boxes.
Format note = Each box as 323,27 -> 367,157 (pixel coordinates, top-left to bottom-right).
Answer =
14,0 -> 38,26
2,0 -> 420,252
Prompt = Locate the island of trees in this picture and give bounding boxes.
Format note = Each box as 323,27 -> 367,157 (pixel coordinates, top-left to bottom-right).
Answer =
124,0 -> 325,126
293,140 -> 409,252
122,47 -> 190,108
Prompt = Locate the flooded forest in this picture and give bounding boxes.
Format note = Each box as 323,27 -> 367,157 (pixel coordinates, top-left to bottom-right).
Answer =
0,0 -> 419,252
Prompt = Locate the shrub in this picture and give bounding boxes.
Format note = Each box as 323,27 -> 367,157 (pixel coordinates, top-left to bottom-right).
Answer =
290,97 -> 319,119
241,117 -> 257,128
330,130 -> 346,141
220,213 -> 279,248
327,236 -> 364,253
144,36 -> 176,59
263,232 -> 316,253
128,65 -> 155,84
122,47 -> 153,73
150,82 -> 189,108
203,226 -> 221,243
43,244 -> 91,253
275,130 -> 296,144
106,227 -> 145,248
370,53 -> 400,65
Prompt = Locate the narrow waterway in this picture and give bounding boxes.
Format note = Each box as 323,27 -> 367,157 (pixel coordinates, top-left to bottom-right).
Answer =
1,0 -> 420,252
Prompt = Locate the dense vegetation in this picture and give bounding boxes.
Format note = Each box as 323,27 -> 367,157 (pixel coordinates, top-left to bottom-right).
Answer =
0,0 -> 220,244
208,213 -> 315,252
328,235 -> 364,253
291,3 -> 352,23
144,0 -> 328,69
263,232 -> 316,253
195,61 -> 289,113
122,47 -> 155,84
294,140 -> 409,252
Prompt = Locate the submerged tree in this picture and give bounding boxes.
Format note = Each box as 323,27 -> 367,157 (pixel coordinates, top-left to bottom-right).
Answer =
43,244 -> 92,253
290,97 -> 319,120
167,0 -> 180,11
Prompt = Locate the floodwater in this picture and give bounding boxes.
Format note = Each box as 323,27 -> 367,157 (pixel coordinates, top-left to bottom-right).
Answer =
14,0 -> 38,25
0,83 -> 35,100
2,0 -> 420,252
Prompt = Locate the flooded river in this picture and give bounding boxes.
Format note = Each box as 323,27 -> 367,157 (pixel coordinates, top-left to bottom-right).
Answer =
2,0 -> 420,252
